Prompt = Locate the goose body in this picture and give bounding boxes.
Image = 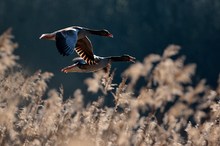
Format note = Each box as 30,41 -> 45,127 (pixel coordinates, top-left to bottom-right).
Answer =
61,55 -> 135,73
40,26 -> 113,64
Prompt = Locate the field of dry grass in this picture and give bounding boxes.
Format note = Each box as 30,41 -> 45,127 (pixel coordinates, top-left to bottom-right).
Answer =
0,29 -> 219,146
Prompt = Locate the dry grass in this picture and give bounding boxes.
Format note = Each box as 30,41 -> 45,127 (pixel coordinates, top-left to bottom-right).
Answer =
0,29 -> 219,146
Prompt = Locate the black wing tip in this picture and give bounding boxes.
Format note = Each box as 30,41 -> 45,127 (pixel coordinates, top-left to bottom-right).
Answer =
57,48 -> 73,56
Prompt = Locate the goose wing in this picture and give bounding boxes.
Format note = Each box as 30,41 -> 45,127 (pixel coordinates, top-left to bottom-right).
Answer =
75,36 -> 96,65
55,29 -> 78,56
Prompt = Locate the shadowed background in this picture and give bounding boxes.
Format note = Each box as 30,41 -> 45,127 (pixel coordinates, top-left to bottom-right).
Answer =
1,0 -> 219,97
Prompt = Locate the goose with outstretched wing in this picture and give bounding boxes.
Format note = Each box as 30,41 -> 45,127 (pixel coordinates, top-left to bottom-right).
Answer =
40,26 -> 113,65
61,54 -> 135,73
60,39 -> 135,73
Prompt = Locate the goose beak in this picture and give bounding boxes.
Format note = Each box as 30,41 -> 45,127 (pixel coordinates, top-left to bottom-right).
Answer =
108,33 -> 113,38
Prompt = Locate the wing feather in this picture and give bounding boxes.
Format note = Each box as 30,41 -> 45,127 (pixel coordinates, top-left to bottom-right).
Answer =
55,30 -> 77,56
75,37 -> 96,65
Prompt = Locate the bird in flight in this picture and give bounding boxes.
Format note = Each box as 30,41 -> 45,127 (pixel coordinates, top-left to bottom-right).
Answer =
61,54 -> 135,73
39,26 -> 113,65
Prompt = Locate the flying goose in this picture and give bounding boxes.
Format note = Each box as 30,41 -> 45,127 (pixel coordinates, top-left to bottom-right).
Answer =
61,54 -> 135,73
40,26 -> 113,65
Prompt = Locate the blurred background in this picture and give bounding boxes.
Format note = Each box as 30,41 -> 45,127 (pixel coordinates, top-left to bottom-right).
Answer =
0,0 -> 220,97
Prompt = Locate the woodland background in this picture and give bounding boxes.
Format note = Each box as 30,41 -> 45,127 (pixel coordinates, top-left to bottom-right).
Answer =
0,0 -> 220,97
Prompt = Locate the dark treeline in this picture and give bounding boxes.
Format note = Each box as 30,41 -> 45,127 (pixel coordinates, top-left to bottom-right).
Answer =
0,0 -> 219,96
